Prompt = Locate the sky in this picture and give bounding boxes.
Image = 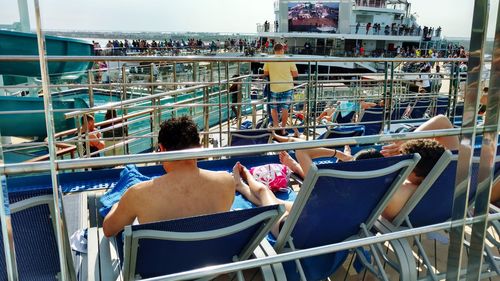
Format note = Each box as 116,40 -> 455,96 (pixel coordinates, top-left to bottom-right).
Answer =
0,0 -> 497,38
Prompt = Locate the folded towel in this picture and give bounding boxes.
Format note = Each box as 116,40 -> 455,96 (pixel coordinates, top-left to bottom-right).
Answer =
99,165 -> 151,218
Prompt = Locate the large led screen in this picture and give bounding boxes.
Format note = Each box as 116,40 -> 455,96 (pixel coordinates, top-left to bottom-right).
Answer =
288,2 -> 339,33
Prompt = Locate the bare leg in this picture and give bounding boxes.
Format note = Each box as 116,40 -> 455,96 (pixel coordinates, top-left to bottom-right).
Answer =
279,151 -> 305,179
271,130 -> 303,143
281,109 -> 289,133
235,162 -> 292,237
416,114 -> 458,150
271,108 -> 280,129
233,163 -> 262,205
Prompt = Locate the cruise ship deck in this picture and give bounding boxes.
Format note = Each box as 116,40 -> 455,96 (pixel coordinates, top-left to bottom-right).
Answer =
1,0 -> 500,281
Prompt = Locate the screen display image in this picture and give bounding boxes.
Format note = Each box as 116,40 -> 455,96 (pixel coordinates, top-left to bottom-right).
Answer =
288,2 -> 339,33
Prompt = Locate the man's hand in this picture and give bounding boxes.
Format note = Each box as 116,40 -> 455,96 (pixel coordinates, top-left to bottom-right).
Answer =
381,142 -> 404,157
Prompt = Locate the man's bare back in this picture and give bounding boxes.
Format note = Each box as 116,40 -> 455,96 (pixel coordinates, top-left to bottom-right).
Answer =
103,117 -> 236,237
131,168 -> 234,224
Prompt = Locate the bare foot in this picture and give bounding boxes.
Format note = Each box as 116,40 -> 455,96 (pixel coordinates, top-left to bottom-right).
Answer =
238,163 -> 253,183
233,162 -> 249,193
279,151 -> 302,174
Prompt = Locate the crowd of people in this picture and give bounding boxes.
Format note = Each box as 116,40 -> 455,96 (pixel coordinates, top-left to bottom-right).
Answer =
355,22 -> 442,39
96,42 -> 496,240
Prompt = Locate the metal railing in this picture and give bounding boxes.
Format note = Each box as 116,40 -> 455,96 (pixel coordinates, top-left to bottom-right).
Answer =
0,1 -> 498,279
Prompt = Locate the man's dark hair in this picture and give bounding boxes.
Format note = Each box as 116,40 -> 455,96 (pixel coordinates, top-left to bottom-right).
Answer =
158,116 -> 200,151
274,43 -> 284,52
354,149 -> 384,161
401,139 -> 445,178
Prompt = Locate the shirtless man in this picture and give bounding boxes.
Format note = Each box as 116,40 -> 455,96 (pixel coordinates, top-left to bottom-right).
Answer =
103,117 -> 235,237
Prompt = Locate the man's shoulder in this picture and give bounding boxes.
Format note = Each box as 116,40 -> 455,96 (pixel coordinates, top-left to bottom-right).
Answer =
201,169 -> 232,179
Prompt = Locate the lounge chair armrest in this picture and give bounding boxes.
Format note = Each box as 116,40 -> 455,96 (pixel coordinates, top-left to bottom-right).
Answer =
256,239 -> 287,281
98,229 -> 122,281
86,227 -> 101,281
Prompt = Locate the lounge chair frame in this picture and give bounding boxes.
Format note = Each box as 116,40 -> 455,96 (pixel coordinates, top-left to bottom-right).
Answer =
121,205 -> 285,281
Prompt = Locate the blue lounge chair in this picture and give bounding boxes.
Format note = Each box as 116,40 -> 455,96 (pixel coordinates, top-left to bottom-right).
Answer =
376,150 -> 499,280
272,154 -> 420,281
0,184 -> 75,281
116,205 -> 284,281
434,96 -> 449,116
391,101 -> 410,121
335,110 -> 355,124
229,129 -> 272,146
317,124 -> 365,140
409,98 -> 431,119
360,107 -> 385,135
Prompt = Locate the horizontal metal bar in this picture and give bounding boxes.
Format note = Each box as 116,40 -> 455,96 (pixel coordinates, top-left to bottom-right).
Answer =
0,55 -> 469,63
0,128 -> 474,175
142,213 -> 500,281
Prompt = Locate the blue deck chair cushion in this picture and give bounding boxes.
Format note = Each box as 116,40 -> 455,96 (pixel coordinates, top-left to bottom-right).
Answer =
336,110 -> 355,124
360,107 -> 385,135
435,97 -> 449,116
278,154 -> 416,281
318,124 -> 365,140
291,154 -> 415,249
391,101 -> 410,120
0,187 -> 62,281
410,99 -> 431,119
117,205 -> 282,279
230,129 -> 271,146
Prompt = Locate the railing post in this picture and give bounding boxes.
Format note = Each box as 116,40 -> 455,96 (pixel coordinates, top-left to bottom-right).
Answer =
226,62 -> 231,143
173,62 -> 177,90
34,1 -> 75,280
386,62 -> 395,133
150,63 -> 157,149
87,69 -> 94,108
465,1 -> 500,279
203,86 -> 210,148
313,62 -> 318,138
217,62 -> 222,147
121,64 -> 129,154
307,62 -> 312,140
446,0 -> 489,279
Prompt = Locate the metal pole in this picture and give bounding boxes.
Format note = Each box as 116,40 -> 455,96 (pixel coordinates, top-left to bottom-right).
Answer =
387,62 -> 395,133
203,86 -> 210,148
217,62 -> 222,147
307,62 -> 312,140
382,62 -> 389,132
173,62 -> 177,90
466,1 -> 500,279
33,1 -> 73,280
150,63 -> 156,149
87,70 -> 94,108
121,64 -> 129,154
313,62 -> 318,138
446,0 -> 489,280
447,63 -> 455,119
226,62 -> 231,142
